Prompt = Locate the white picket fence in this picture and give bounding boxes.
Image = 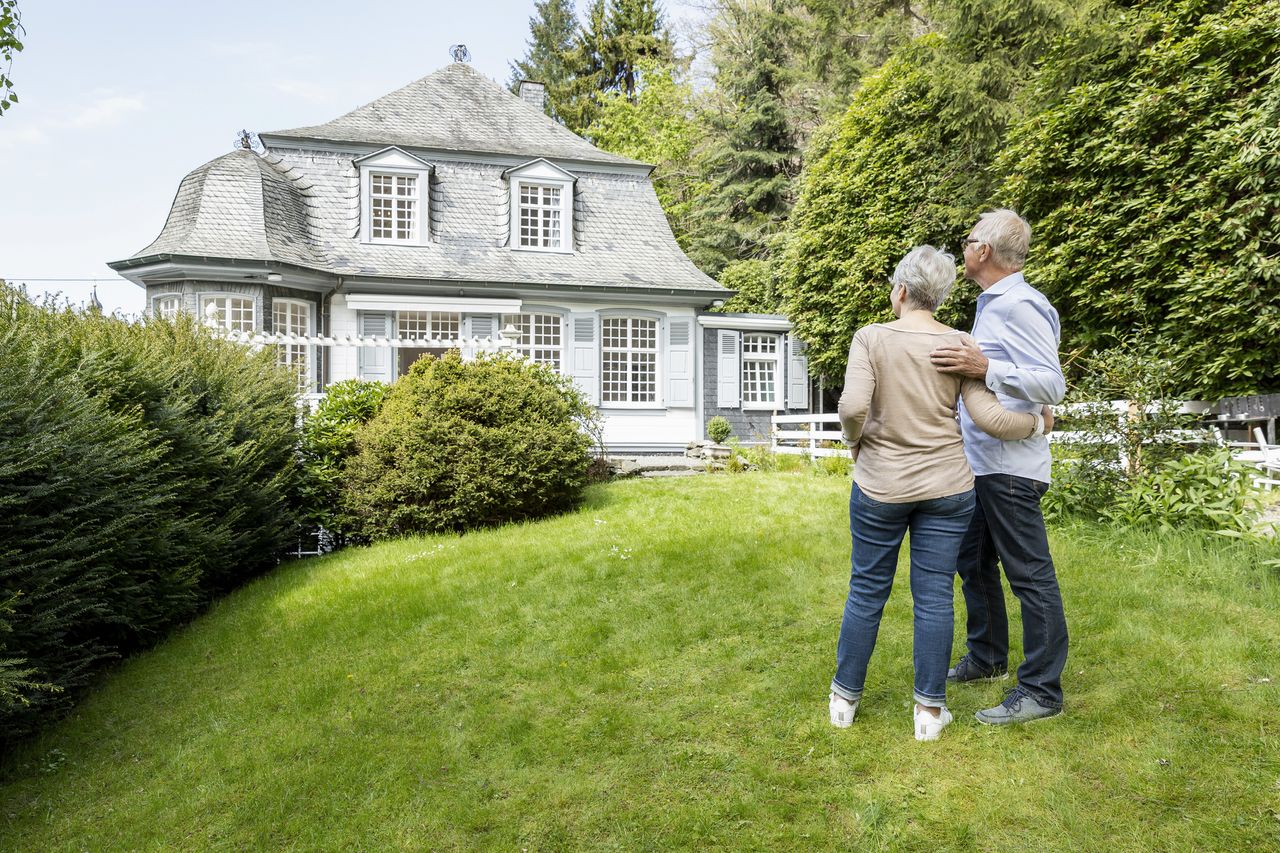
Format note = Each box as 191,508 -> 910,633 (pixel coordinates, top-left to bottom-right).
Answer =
770,400 -> 1217,459
770,413 -> 848,458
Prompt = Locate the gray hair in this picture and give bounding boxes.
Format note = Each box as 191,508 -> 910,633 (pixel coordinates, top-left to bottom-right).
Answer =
891,245 -> 957,313
971,208 -> 1031,270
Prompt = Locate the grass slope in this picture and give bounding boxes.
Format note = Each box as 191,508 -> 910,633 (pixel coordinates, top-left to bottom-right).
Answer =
2,474 -> 1279,850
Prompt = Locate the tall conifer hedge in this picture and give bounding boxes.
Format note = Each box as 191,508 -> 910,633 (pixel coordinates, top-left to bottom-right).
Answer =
0,286 -> 301,744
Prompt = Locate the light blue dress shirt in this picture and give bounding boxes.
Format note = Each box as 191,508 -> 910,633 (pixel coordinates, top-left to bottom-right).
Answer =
957,271 -> 1066,483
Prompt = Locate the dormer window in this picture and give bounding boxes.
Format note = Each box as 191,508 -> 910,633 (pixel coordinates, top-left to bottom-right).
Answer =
503,159 -> 576,254
371,173 -> 417,241
519,183 -> 562,249
355,147 -> 434,245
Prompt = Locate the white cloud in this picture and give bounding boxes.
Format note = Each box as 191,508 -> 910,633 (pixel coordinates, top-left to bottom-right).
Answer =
65,96 -> 146,129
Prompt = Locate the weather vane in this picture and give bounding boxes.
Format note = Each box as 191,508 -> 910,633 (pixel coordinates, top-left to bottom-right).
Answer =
449,44 -> 470,63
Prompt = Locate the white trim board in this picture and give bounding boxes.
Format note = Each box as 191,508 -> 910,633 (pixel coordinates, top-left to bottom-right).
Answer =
697,315 -> 793,332
344,294 -> 523,313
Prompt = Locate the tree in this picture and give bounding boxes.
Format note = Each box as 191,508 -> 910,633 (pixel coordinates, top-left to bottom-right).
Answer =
587,60 -> 710,251
606,0 -> 674,99
508,0 -> 580,124
686,0 -> 801,277
1,0 -> 22,115
779,0 -> 1070,379
553,0 -> 676,135
997,0 -> 1280,396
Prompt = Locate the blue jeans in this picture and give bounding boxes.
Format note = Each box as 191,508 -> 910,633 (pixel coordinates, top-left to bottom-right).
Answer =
831,483 -> 976,708
956,474 -> 1068,708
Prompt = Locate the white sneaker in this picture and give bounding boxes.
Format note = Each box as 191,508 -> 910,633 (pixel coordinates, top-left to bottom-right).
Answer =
829,693 -> 858,728
914,705 -> 953,741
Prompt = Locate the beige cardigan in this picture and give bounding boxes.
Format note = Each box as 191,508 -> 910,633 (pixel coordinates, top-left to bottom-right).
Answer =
838,324 -> 1039,503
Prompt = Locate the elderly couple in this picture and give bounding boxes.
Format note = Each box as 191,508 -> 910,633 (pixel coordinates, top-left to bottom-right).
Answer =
827,208 -> 1070,742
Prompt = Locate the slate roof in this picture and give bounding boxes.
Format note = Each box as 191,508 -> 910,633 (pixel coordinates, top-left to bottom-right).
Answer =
114,64 -> 723,294
263,63 -> 645,168
128,148 -> 323,268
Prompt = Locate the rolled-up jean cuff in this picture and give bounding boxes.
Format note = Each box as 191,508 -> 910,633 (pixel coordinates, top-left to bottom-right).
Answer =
913,690 -> 946,708
830,681 -> 861,702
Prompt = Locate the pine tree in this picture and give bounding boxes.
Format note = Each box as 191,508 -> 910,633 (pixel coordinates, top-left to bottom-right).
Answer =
554,0 -> 677,135
558,0 -> 612,134
686,0 -> 800,277
508,0 -> 579,123
606,0 -> 674,99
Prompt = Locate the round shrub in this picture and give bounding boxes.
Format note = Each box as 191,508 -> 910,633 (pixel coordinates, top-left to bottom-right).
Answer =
707,416 -> 733,444
343,351 -> 594,539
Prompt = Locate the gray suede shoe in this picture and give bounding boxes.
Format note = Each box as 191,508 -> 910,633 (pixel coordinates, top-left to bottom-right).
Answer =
947,654 -> 1009,684
975,686 -> 1063,725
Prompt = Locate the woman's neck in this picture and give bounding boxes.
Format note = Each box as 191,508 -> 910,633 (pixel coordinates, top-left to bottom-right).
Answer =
888,309 -> 951,332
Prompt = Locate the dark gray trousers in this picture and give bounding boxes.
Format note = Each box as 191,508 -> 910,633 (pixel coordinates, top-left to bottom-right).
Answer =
956,473 -> 1069,708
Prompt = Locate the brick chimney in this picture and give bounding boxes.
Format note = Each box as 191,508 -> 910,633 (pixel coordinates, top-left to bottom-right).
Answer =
518,80 -> 547,113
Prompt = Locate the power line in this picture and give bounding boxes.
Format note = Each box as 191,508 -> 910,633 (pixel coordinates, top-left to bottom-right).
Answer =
1,277 -> 132,283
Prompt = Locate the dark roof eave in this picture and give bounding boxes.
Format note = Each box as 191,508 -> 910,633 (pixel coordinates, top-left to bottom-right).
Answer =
107,254 -> 727,299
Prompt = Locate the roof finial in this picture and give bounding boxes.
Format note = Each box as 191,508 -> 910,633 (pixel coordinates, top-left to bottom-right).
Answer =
235,129 -> 262,152
449,44 -> 470,63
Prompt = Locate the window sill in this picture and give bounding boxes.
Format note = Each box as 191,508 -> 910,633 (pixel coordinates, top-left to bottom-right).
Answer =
511,245 -> 574,255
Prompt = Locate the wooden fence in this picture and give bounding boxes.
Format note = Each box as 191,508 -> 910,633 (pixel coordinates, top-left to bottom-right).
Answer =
770,400 -> 1217,459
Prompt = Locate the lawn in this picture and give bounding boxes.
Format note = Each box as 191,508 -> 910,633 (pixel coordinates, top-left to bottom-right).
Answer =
1,473 -> 1278,850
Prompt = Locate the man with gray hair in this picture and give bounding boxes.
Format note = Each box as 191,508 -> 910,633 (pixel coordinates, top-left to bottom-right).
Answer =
929,208 -> 1069,724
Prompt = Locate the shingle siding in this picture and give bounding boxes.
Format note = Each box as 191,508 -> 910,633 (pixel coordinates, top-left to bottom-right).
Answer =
700,326 -> 808,443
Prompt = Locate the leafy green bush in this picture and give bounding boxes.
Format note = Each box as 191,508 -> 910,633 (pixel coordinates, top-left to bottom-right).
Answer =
0,285 -> 301,743
1101,449 -> 1262,535
816,453 -> 852,478
998,0 -> 1280,396
298,379 -> 388,545
1043,344 -> 1261,533
343,351 -> 594,538
706,416 -> 733,444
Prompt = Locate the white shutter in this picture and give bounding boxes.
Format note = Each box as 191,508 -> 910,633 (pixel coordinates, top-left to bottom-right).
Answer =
567,311 -> 599,405
357,311 -> 394,383
666,318 -> 694,408
716,330 -> 740,409
786,336 -> 809,410
467,314 -> 496,341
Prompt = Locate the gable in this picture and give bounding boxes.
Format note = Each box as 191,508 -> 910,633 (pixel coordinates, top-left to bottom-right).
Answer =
353,146 -> 436,171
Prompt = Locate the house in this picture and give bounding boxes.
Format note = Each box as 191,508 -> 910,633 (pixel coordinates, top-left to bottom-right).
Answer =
109,61 -> 811,452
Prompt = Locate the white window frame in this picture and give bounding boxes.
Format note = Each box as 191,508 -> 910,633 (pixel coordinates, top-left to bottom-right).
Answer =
153,293 -> 182,320
397,310 -> 460,342
356,147 -> 433,246
741,332 -> 783,410
272,298 -> 312,391
200,294 -> 256,333
600,314 -> 661,408
504,159 -> 576,255
501,310 -> 565,372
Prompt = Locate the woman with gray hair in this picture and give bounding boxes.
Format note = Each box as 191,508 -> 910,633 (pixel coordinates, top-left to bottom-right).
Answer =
828,245 -> 1050,741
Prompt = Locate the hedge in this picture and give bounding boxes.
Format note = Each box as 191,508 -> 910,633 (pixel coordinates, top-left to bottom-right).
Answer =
0,286 -> 302,744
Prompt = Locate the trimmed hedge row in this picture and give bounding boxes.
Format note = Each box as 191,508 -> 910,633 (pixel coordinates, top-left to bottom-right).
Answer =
0,286 -> 302,744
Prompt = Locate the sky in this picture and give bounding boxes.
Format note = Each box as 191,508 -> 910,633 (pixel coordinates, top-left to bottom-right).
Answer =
0,0 -> 705,315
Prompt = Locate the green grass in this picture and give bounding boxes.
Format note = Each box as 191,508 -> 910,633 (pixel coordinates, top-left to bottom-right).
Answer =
2,473 -> 1279,850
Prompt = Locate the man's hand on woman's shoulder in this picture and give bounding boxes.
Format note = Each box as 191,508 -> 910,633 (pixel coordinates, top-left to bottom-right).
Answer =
929,335 -> 989,380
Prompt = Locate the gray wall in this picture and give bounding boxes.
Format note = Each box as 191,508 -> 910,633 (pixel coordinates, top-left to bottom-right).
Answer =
700,326 -> 807,443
